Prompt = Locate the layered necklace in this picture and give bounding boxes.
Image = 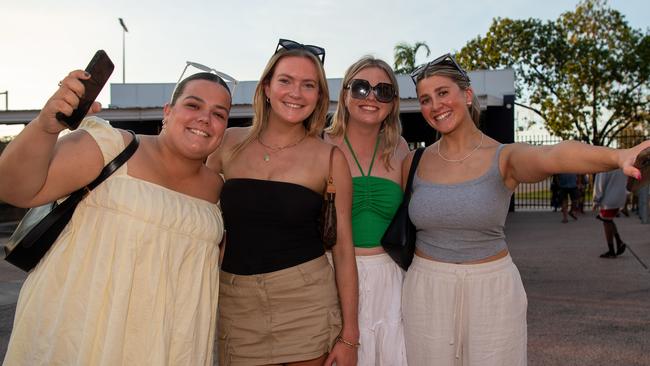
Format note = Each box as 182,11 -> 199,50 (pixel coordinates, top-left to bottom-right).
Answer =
436,132 -> 484,163
258,130 -> 308,162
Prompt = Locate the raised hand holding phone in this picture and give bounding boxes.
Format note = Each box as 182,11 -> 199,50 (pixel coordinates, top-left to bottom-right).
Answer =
55,50 -> 114,130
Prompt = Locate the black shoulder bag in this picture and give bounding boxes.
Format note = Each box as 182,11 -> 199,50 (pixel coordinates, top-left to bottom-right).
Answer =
381,147 -> 425,270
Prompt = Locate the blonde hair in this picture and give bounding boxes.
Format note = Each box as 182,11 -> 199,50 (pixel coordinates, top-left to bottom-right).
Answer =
415,64 -> 481,126
231,48 -> 329,157
327,56 -> 402,170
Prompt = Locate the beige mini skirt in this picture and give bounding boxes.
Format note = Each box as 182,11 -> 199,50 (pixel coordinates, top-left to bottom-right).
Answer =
218,255 -> 342,365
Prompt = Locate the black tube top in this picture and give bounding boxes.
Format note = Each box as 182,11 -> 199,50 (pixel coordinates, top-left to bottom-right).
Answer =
220,178 -> 325,275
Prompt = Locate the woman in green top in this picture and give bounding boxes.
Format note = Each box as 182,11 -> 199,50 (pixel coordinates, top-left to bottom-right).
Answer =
325,56 -> 409,364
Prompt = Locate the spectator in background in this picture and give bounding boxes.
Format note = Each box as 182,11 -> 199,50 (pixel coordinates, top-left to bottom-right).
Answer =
556,173 -> 579,223
593,169 -> 628,258
550,174 -> 561,212
576,174 -> 588,213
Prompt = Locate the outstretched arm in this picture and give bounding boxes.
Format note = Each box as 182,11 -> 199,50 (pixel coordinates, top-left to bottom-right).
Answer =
0,70 -> 104,207
502,140 -> 650,188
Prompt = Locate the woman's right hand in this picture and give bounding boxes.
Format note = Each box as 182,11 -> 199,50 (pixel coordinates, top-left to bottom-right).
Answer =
35,70 -> 102,134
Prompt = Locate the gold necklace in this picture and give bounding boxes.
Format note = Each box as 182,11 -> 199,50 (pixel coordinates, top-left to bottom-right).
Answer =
258,131 -> 308,162
437,133 -> 484,163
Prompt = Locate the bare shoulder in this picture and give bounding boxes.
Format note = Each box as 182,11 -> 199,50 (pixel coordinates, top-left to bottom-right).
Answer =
500,142 -> 539,162
323,132 -> 343,146
207,127 -> 251,171
56,128 -> 104,166
222,126 -> 252,148
308,137 -> 348,171
309,135 -> 339,154
395,137 -> 410,160
403,148 -> 417,166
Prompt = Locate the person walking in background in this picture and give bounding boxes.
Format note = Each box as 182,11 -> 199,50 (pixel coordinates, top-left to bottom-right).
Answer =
550,174 -> 561,211
403,52 -> 650,366
207,39 -> 359,366
325,56 -> 409,365
0,71 -> 231,365
575,174 -> 588,214
556,173 -> 579,223
593,169 -> 629,258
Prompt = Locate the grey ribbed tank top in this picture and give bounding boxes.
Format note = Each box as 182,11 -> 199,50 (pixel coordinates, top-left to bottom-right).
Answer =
408,144 -> 513,263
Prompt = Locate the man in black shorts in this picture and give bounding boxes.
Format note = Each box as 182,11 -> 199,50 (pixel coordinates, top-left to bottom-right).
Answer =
556,173 -> 578,223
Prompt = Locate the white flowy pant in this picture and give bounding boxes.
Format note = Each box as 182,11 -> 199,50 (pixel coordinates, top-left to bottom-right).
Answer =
356,254 -> 408,366
402,254 -> 527,366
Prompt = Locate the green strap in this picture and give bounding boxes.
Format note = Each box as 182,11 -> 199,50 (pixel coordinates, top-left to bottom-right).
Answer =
344,135 -> 380,177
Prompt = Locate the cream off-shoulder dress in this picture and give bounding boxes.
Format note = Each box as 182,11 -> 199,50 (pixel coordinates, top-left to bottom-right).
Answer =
3,117 -> 224,366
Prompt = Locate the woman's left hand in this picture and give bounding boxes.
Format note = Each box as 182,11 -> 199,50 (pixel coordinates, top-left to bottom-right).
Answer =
619,141 -> 650,179
324,341 -> 358,366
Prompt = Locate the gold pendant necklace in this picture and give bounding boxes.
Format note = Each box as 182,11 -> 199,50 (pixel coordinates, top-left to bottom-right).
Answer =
258,131 -> 307,162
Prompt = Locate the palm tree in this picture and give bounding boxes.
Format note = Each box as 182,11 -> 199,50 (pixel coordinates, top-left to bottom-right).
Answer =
393,41 -> 431,74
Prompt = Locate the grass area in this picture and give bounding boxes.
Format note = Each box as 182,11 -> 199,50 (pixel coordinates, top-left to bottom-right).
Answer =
515,190 -> 552,200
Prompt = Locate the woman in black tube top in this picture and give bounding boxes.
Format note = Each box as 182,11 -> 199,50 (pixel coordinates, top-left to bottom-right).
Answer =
207,38 -> 359,366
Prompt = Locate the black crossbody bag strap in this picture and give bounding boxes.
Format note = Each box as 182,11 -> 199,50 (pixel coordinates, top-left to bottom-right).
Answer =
404,147 -> 425,201
84,130 -> 139,192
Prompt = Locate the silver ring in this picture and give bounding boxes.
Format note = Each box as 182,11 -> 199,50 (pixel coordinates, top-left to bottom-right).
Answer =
58,81 -> 63,87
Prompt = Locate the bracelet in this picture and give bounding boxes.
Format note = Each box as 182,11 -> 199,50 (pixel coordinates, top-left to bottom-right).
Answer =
335,335 -> 360,348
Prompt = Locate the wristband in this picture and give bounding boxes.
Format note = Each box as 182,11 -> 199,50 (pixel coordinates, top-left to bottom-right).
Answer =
335,335 -> 360,348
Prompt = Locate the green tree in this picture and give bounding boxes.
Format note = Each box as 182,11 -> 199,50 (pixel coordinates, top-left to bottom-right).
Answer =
455,0 -> 649,146
393,41 -> 431,74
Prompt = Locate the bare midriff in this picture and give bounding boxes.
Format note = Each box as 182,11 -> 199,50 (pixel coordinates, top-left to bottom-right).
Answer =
415,248 -> 509,265
355,246 -> 387,256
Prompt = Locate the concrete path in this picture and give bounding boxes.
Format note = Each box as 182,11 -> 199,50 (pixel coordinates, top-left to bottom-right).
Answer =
507,211 -> 650,366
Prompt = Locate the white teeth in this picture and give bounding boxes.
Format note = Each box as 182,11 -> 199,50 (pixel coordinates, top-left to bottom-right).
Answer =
360,105 -> 378,111
189,128 -> 208,137
284,102 -> 302,109
435,112 -> 451,121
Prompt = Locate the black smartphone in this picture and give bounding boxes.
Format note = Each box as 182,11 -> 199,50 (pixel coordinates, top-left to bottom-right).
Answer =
56,50 -> 114,130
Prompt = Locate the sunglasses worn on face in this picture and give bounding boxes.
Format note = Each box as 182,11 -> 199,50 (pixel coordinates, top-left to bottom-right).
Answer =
346,79 -> 396,103
275,38 -> 326,64
410,53 -> 469,85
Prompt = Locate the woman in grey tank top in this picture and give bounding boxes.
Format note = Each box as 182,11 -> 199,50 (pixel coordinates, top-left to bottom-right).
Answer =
402,53 -> 650,366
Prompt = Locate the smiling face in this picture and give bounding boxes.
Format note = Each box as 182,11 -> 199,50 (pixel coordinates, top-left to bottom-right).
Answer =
344,66 -> 394,129
162,79 -> 231,159
264,55 -> 320,125
416,74 -> 474,134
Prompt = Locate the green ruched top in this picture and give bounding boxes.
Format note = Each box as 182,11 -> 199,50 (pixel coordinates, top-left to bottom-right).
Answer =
345,136 -> 403,248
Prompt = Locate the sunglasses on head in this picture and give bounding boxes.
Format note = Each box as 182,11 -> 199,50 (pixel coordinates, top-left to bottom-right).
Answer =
176,61 -> 239,96
275,38 -> 326,64
345,79 -> 396,103
410,53 -> 469,85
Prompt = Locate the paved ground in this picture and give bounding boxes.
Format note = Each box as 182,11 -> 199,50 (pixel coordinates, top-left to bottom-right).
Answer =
0,211 -> 649,365
508,211 -> 650,366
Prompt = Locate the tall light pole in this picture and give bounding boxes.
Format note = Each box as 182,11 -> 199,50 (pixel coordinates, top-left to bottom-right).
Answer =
118,18 -> 128,83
